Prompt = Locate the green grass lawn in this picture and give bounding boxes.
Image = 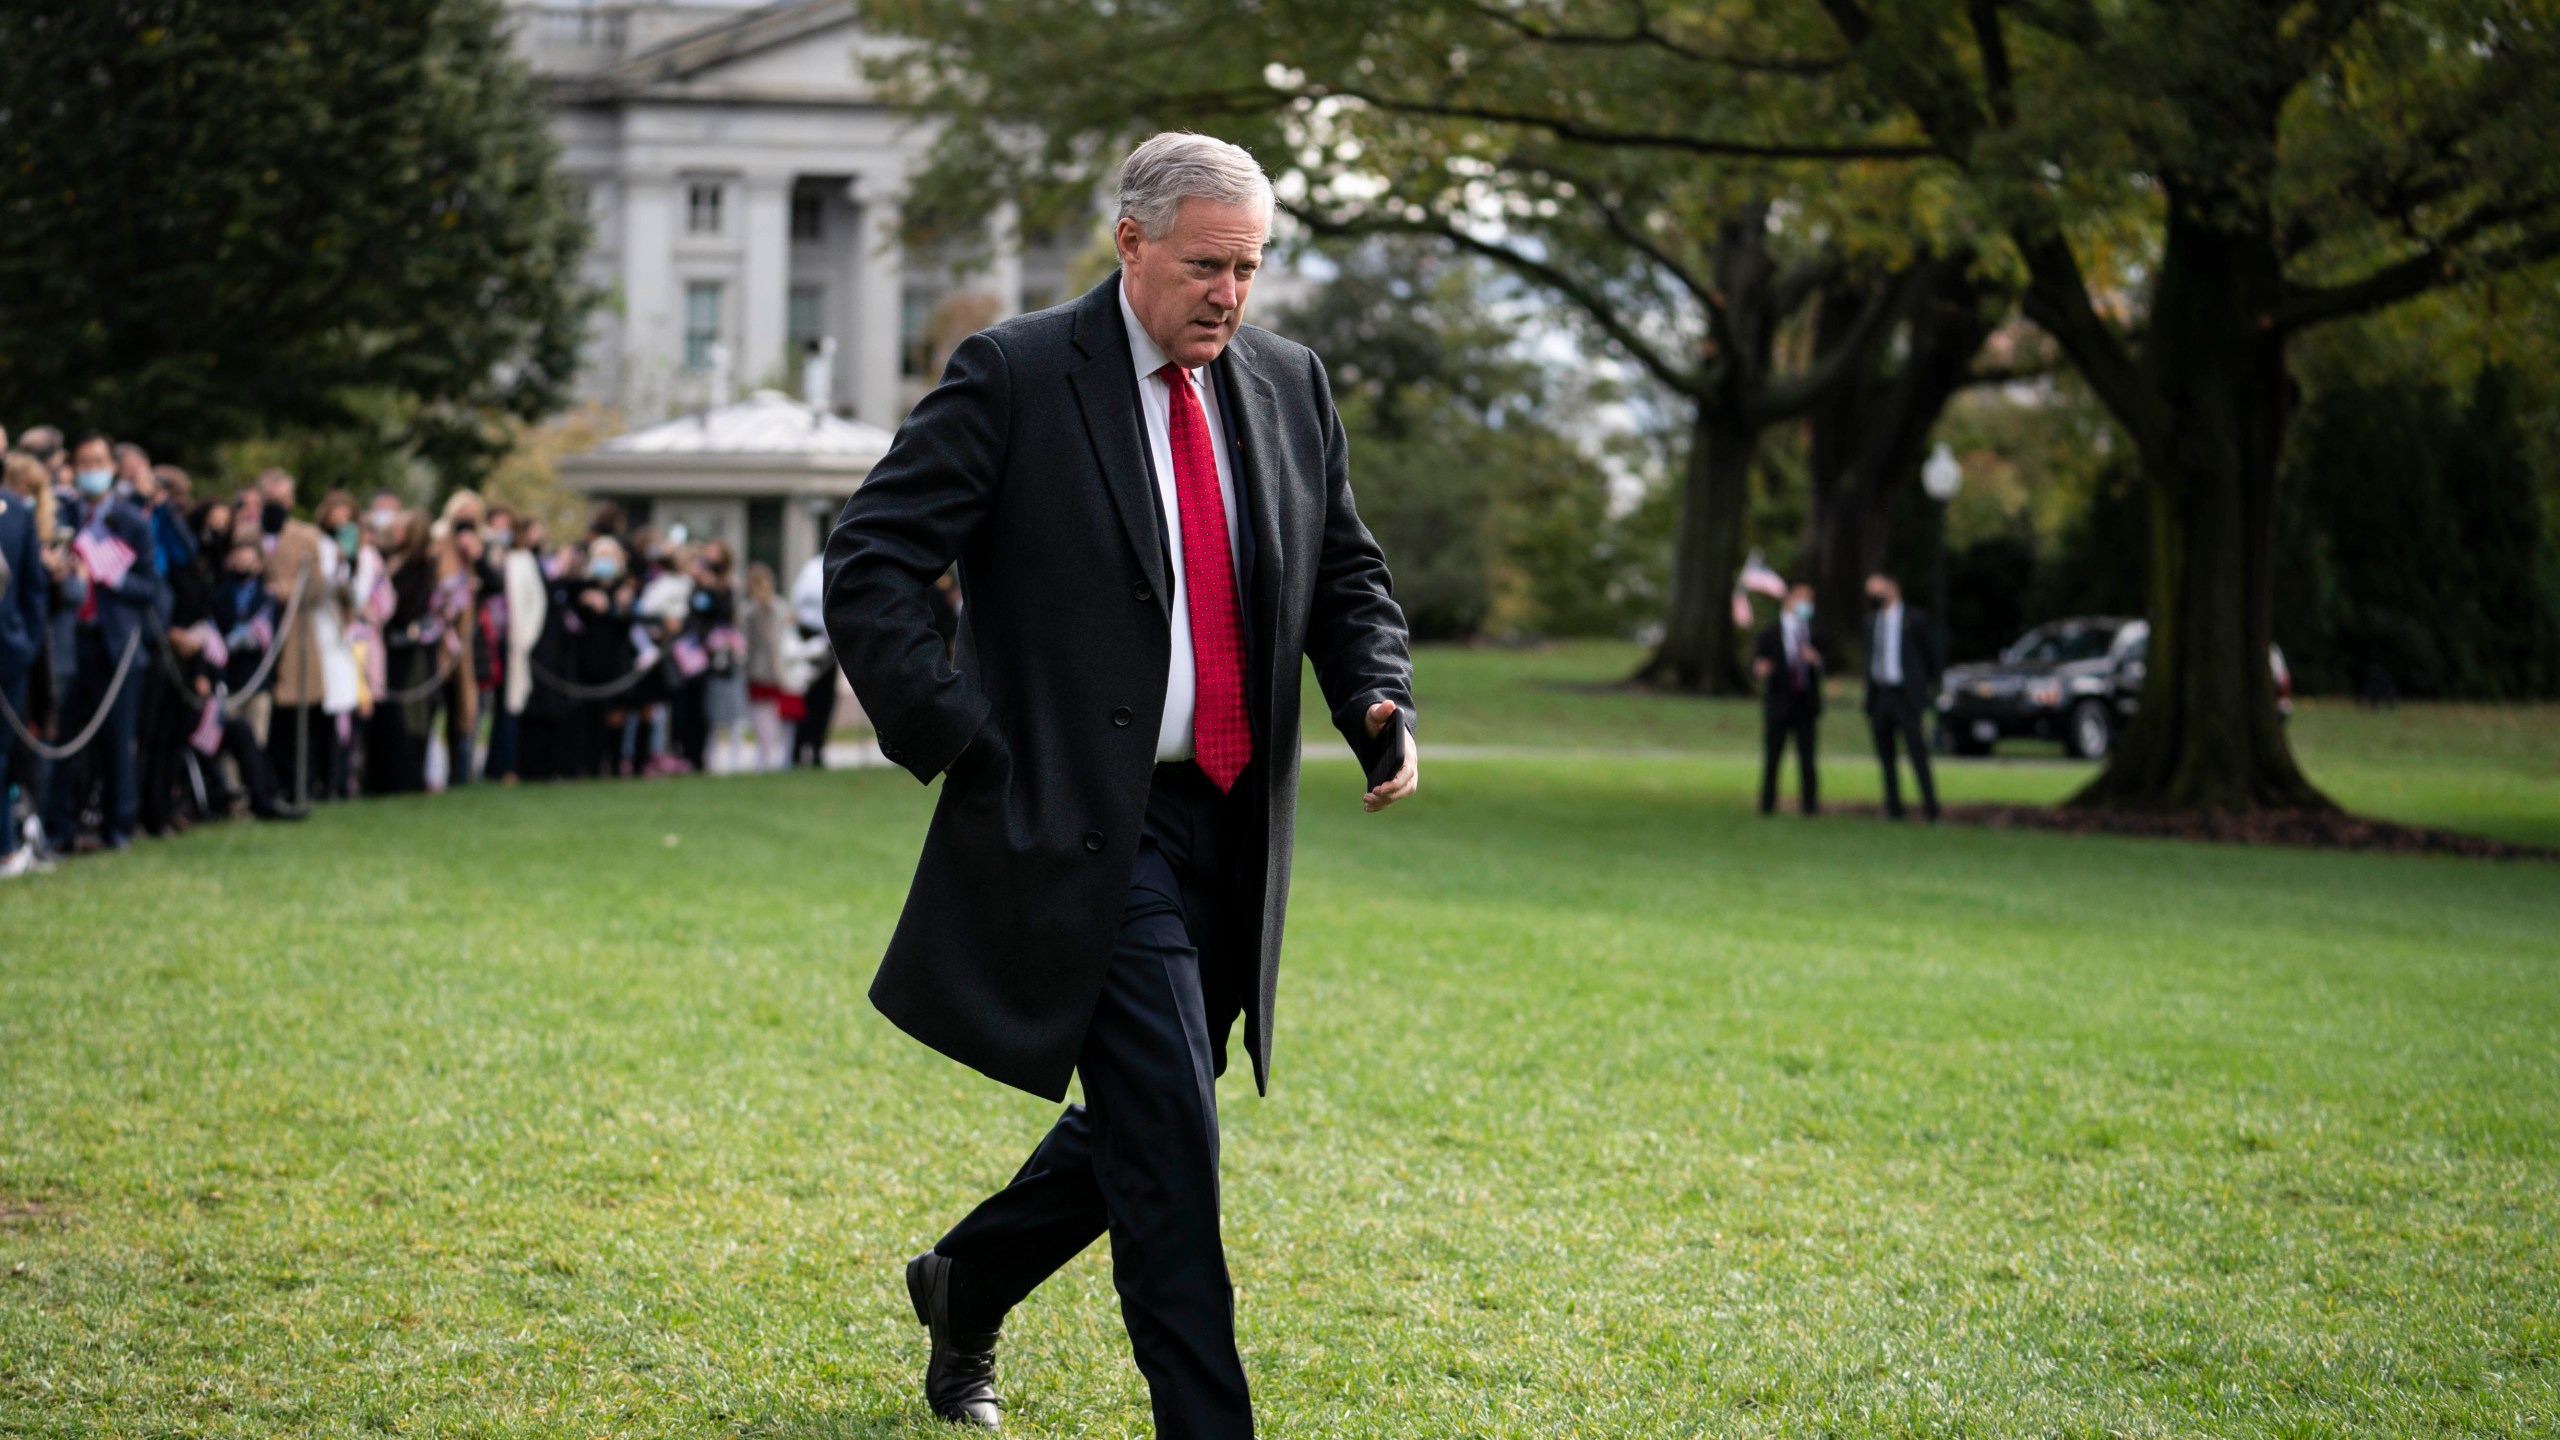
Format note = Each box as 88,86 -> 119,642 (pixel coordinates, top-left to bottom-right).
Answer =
1401,641 -> 2560,848
5,656 -> 2557,1437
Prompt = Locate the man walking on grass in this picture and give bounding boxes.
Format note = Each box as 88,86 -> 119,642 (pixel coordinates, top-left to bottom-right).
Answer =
824,131 -> 1417,1436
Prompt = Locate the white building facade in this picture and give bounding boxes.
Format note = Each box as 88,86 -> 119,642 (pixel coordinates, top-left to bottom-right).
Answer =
510,0 -> 1086,578
512,0 -> 1084,431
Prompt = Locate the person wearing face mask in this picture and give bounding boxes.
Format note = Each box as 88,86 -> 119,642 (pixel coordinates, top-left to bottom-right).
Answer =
40,433 -> 165,855
256,469 -> 337,807
141,522 -> 300,833
210,540 -> 275,694
576,537 -> 640,777
1862,572 -> 1942,822
1751,582 -> 1825,817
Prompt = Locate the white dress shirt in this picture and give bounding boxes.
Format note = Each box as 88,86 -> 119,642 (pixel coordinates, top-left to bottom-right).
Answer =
1873,602 -> 1905,685
790,553 -> 827,633
1120,285 -> 1245,762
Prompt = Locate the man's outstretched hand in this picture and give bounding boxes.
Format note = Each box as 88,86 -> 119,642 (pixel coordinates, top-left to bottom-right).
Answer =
1362,699 -> 1419,813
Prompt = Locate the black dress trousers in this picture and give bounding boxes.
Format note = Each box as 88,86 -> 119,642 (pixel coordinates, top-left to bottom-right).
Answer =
1868,687 -> 1940,820
1760,691 -> 1819,816
932,759 -> 1254,1440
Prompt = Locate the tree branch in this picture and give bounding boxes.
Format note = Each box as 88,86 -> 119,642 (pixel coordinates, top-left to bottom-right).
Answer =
2010,225 -> 2175,455
1305,86 -> 1937,162
1757,264 -> 1914,422
1464,0 -> 1849,74
1503,155 -> 1717,308
2276,222 -> 2560,332
1284,201 -> 1708,396
1968,0 -> 2019,129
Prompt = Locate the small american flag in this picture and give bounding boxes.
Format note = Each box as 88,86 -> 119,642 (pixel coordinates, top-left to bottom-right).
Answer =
189,697 -> 227,757
1737,549 -> 1788,599
187,620 -> 231,670
74,528 -> 137,592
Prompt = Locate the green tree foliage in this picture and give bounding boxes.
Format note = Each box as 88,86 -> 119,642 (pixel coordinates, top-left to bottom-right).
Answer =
2022,456 -> 2149,632
1914,369 -> 2560,698
2294,273 -> 2560,525
1269,242 -> 1664,639
2276,368 -> 2560,698
0,0 -> 592,486
862,0 -> 2000,692
1821,0 -> 2560,808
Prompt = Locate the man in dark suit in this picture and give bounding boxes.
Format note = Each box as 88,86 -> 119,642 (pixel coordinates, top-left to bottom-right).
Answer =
824,132 -> 1415,1437
42,433 -> 164,855
1862,572 -> 1942,821
0,464 -> 47,878
1752,582 -> 1823,816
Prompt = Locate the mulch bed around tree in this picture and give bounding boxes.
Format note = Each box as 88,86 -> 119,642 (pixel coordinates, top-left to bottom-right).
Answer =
1835,804 -> 2558,861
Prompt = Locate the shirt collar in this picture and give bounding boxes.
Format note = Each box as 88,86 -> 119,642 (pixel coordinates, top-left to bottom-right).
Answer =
1118,280 -> 1182,382
1884,601 -> 1904,625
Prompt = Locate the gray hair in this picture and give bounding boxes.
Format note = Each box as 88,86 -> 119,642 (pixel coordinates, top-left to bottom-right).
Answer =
1115,132 -> 1274,240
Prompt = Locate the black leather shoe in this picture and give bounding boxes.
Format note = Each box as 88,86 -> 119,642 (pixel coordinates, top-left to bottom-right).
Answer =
907,1250 -> 1001,1428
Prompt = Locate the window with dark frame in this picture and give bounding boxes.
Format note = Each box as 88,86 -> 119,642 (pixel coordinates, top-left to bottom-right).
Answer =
686,182 -> 724,235
900,288 -> 936,379
684,281 -> 722,370
787,285 -> 824,357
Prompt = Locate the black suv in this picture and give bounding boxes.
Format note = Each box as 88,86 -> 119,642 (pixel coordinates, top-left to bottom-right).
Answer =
1936,618 -> 2292,759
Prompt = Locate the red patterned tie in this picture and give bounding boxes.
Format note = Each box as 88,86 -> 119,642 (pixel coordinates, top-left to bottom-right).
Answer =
1158,362 -> 1253,791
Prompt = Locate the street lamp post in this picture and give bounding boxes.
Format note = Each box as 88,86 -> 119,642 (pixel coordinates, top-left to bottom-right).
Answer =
1922,442 -> 1964,723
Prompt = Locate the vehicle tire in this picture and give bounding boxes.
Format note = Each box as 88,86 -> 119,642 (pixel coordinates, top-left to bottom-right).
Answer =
2066,698 -> 2113,759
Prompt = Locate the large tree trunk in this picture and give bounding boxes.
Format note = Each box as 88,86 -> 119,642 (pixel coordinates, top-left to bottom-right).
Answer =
1640,403 -> 1758,691
2072,210 -> 2331,811
1805,284 -> 1884,655
1639,205 -> 1793,693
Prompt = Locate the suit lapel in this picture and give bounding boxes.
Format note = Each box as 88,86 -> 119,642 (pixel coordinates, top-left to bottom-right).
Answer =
1215,343 -> 1287,661
1067,276 -> 1168,613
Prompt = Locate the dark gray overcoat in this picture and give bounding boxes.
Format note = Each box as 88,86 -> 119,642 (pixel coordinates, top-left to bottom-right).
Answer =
823,273 -> 1413,1101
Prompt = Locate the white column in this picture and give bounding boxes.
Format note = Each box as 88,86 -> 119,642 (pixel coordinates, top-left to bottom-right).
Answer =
620,177 -> 677,421
740,176 -> 792,393
782,496 -> 825,592
986,201 -> 1023,322
851,185 -> 905,426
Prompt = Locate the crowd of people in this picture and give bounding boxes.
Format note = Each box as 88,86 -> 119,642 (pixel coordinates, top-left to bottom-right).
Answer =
0,421 -> 850,879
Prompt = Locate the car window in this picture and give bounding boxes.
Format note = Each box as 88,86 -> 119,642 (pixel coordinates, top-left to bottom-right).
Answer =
2003,624 -> 2115,665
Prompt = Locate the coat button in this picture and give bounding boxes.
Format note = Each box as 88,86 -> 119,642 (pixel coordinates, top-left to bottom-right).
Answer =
1133,580 -> 1153,602
1110,706 -> 1133,727
1083,831 -> 1105,852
